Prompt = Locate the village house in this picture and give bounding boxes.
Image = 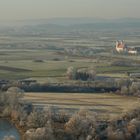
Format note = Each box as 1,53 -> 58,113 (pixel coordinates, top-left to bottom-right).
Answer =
115,40 -> 138,54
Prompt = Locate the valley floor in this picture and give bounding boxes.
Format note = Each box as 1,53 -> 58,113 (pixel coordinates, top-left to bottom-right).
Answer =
23,92 -> 140,119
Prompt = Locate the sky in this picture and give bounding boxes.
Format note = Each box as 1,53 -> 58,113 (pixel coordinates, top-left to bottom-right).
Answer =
0,0 -> 140,21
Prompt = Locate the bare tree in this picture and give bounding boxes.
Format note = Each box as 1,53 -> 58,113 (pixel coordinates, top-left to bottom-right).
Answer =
6,87 -> 24,109
66,66 -> 76,80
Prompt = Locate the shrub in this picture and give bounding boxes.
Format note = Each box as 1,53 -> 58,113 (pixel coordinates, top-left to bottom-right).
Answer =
65,109 -> 97,139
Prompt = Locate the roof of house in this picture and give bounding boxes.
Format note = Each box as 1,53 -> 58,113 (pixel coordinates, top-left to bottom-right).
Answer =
117,44 -> 125,48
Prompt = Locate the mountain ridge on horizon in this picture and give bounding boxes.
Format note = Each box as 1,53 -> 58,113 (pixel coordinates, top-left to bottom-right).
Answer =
0,17 -> 139,36
0,17 -> 140,27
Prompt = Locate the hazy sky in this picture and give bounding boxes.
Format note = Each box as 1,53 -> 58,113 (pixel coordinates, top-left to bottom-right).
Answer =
0,0 -> 140,21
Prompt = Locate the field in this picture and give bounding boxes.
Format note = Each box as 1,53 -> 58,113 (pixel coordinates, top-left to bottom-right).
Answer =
0,48 -> 139,81
0,23 -> 140,121
23,92 -> 140,119
0,31 -> 139,81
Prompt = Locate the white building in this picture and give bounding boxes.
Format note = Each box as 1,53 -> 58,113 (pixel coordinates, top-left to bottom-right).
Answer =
115,40 -> 138,55
128,48 -> 138,54
116,40 -> 126,53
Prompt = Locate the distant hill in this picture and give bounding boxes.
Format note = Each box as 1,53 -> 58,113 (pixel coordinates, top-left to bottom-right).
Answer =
1,17 -> 140,26
0,18 -> 140,36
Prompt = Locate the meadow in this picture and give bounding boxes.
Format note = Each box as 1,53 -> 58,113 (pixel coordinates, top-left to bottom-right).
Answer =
23,92 -> 140,119
0,46 -> 139,81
